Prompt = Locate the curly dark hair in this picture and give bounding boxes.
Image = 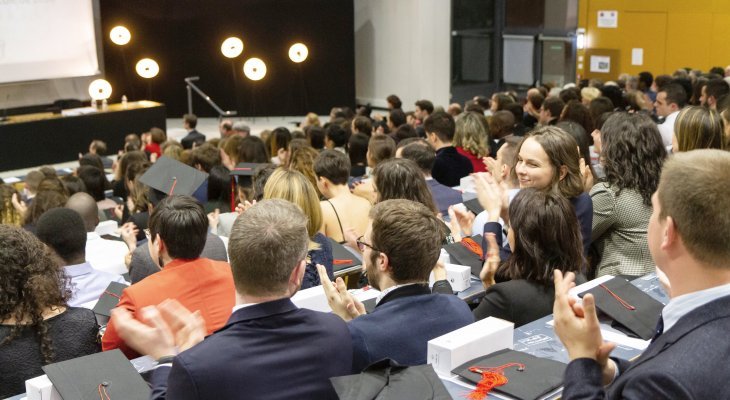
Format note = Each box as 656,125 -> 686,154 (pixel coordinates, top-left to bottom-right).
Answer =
499,189 -> 584,287
0,225 -> 71,364
599,112 -> 667,205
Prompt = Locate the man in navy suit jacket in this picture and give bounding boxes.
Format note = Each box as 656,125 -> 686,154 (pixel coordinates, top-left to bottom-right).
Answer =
111,199 -> 352,399
554,150 -> 730,399
397,139 -> 463,216
425,112 -> 473,187
180,113 -> 206,150
321,199 -> 474,372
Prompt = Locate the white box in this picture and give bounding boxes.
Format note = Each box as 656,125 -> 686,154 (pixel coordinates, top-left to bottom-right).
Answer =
291,285 -> 330,313
427,317 -> 514,376
458,175 -> 476,193
26,374 -> 62,400
292,285 -> 382,313
429,263 -> 471,292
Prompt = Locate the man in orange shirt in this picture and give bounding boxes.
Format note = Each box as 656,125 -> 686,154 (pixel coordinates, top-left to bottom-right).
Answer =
102,195 -> 234,358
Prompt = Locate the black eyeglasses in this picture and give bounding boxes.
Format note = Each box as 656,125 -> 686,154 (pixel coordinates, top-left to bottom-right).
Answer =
356,236 -> 380,252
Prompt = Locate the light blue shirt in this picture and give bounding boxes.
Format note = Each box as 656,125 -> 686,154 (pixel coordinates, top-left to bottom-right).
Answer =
65,262 -> 127,308
662,282 -> 730,333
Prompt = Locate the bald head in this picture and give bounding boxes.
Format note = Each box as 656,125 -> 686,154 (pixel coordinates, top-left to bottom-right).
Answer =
66,192 -> 99,232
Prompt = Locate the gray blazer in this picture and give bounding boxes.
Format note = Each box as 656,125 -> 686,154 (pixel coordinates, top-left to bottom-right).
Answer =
129,233 -> 228,284
590,183 -> 654,277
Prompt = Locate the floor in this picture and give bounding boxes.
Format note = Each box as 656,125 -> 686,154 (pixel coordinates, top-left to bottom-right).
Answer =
0,116 -> 314,180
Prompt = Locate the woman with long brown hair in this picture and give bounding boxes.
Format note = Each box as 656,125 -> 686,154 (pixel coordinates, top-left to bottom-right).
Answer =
0,225 -> 99,397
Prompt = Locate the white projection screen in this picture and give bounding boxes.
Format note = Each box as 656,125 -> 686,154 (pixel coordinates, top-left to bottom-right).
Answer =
0,0 -> 101,84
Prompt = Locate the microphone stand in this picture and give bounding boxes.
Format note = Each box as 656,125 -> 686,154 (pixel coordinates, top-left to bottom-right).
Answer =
185,76 -> 237,119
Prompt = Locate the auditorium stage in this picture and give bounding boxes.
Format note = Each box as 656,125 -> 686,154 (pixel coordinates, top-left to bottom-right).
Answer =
0,115 -> 312,180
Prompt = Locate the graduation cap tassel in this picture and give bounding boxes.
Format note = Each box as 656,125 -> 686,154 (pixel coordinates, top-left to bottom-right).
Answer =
461,237 -> 484,261
168,177 -> 178,196
600,283 -> 637,310
466,363 -> 525,400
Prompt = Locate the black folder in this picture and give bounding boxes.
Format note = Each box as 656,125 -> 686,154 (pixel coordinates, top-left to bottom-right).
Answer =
452,348 -> 565,400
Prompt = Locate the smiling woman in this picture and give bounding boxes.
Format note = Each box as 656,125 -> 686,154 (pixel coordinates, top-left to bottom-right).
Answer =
512,126 -> 593,257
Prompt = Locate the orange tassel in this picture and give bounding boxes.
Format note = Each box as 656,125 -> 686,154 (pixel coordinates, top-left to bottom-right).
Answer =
465,363 -> 524,400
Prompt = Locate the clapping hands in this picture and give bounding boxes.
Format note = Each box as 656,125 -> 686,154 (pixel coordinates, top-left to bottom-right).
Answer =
111,299 -> 206,360
317,264 -> 365,321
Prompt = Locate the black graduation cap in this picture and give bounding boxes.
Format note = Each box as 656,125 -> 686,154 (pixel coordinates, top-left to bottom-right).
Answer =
331,359 -> 452,400
580,277 -> 664,340
138,156 -> 208,196
329,237 -> 360,273
92,281 -> 128,325
442,234 -> 484,277
463,198 -> 484,216
42,349 -> 151,400
452,348 -> 565,400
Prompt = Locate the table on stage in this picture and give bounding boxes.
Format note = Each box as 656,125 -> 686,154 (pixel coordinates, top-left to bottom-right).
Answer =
0,101 -> 166,172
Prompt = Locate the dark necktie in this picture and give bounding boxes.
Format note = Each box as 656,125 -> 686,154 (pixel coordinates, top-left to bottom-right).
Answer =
650,315 -> 664,343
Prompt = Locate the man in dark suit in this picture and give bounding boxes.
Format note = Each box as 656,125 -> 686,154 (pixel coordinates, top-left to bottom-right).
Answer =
426,111 -> 473,187
397,138 -> 462,216
320,199 -> 474,372
180,113 -> 206,150
554,150 -> 730,399
111,199 -> 352,399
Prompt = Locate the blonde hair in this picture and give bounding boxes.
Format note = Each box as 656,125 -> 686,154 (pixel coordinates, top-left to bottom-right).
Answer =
674,106 -> 725,152
263,169 -> 323,238
287,143 -> 321,197
162,141 -> 183,161
454,112 -> 490,157
303,112 -> 320,128
581,87 -> 601,102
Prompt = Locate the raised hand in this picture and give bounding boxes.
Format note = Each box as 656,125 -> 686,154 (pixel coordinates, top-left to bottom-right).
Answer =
448,205 -> 475,240
482,156 -> 502,183
157,299 -> 206,353
473,172 -> 504,219
11,193 -> 27,216
552,270 -> 615,372
479,233 -> 500,288
111,306 -> 177,360
235,200 -> 256,215
207,208 -> 220,231
318,264 -> 365,321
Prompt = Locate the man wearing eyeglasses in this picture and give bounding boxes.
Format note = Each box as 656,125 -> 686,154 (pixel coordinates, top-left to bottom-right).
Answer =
320,199 -> 474,372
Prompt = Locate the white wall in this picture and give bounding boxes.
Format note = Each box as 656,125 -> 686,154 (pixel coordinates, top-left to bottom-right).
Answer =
354,0 -> 451,110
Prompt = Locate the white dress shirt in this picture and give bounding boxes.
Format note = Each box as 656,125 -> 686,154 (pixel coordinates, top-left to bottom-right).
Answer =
657,110 -> 679,148
65,262 -> 127,308
85,232 -> 129,275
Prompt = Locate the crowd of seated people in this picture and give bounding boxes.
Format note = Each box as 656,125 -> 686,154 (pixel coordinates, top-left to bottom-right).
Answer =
1,65 -> 730,398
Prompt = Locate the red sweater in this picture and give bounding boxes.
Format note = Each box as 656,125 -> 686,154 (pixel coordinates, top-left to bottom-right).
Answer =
456,147 -> 487,173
